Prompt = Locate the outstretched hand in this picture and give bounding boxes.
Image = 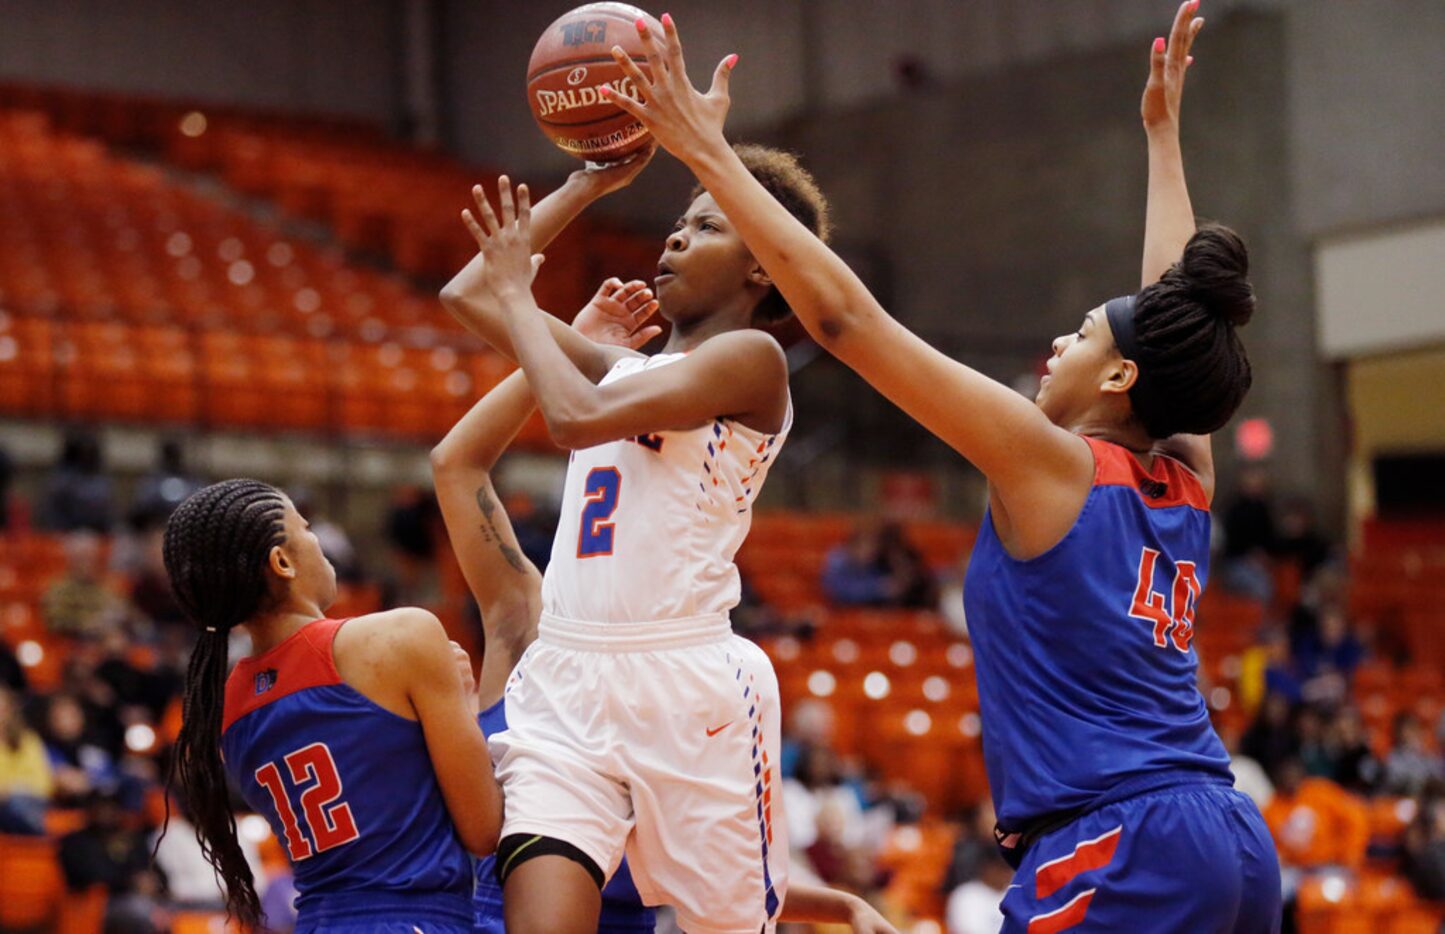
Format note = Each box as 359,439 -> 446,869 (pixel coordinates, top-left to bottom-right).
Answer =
1142,0 -> 1205,133
460,176 -> 543,306
573,278 -> 663,349
602,13 -> 737,164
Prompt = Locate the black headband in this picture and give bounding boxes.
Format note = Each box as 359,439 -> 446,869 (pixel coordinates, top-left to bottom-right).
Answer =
1105,293 -> 1154,402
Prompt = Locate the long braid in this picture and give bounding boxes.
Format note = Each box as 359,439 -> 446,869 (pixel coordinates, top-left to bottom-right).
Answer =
160,479 -> 288,930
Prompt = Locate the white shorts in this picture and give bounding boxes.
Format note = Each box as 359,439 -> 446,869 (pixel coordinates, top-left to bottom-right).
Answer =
490,612 -> 788,934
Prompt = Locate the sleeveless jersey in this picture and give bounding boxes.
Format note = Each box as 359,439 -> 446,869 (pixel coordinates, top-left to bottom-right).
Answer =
963,437 -> 1232,829
543,352 -> 790,623
220,619 -> 472,920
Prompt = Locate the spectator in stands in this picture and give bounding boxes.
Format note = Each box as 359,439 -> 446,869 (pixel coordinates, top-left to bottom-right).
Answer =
823,520 -> 938,609
1294,605 -> 1364,707
786,744 -> 872,887
780,698 -> 836,780
945,848 -> 1011,934
1296,707 -> 1333,778
1402,795 -> 1445,901
382,484 -> 440,605
151,800 -> 263,909
40,430 -> 116,533
732,576 -> 815,641
1219,726 -> 1274,809
941,799 -> 999,895
58,791 -> 162,933
128,523 -> 188,631
1263,756 -> 1369,872
823,523 -> 894,606
0,639 -> 26,692
877,522 -> 938,609
41,530 -> 130,639
127,439 -> 203,530
1382,712 -> 1445,798
0,441 -> 13,530
1220,464 -> 1276,600
1274,497 -> 1332,583
40,692 -> 119,807
1242,691 -> 1299,778
1323,706 -> 1380,795
0,685 -> 51,834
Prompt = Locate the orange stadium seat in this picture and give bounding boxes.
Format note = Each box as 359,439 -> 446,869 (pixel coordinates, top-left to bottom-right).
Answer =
0,834 -> 65,929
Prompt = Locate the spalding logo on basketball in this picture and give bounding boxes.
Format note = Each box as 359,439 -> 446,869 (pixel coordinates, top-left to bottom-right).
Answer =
527,2 -> 660,163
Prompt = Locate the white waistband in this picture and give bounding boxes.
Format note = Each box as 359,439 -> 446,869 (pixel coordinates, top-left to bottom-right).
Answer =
538,612 -> 731,652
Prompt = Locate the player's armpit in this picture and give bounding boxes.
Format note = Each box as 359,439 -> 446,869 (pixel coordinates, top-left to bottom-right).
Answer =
388,609 -> 504,856
547,329 -> 788,449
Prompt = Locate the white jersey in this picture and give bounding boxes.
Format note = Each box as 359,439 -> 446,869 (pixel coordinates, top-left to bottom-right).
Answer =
542,352 -> 791,624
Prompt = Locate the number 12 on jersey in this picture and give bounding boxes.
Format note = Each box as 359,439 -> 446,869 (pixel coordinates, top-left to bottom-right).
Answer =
254,742 -> 360,861
1127,547 -> 1199,653
577,467 -> 622,558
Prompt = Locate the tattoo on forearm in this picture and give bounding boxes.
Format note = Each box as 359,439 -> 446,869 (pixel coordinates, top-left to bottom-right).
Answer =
475,485 -> 529,574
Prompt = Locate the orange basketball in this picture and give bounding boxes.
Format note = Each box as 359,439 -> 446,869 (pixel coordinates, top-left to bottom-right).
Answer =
527,3 -> 660,163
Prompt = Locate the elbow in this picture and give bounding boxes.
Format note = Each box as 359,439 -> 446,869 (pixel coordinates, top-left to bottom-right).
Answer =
461,820 -> 502,858
541,403 -> 603,450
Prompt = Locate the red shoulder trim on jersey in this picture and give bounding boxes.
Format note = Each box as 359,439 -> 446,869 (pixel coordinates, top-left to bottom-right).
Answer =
1084,436 -> 1209,512
222,618 -> 348,734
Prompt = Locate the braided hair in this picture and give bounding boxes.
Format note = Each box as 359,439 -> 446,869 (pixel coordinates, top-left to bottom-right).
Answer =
1129,225 -> 1256,438
160,479 -> 288,929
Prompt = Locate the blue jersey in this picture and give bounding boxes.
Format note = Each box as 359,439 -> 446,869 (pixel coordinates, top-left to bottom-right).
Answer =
473,697 -> 656,934
221,619 -> 473,929
963,437 -> 1232,829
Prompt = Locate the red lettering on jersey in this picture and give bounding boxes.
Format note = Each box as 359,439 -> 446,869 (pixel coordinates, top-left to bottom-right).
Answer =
1128,547 -> 1173,648
254,742 -> 359,861
1169,561 -> 1200,653
286,743 -> 360,852
255,761 -> 313,861
1128,547 -> 1201,654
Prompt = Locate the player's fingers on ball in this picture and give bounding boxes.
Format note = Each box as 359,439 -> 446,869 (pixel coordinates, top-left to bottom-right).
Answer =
632,18 -> 667,77
610,45 -> 649,87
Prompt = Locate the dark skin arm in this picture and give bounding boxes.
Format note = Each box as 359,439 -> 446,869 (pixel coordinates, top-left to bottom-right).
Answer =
438,149 -> 656,384
334,608 -> 502,856
461,177 -> 788,450
1140,2 -> 1215,501
431,279 -> 660,707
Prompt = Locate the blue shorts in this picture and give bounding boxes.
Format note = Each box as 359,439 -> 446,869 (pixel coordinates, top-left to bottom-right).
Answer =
474,852 -> 656,933
295,890 -> 474,934
1001,782 -> 1281,933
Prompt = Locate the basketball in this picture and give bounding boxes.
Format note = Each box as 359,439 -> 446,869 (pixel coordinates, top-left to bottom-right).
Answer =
527,3 -> 660,163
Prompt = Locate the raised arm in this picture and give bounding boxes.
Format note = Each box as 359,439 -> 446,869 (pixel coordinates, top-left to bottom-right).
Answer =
439,153 -> 654,383
431,279 -> 660,706
602,17 -> 1088,504
462,178 -> 788,450
1141,1 -> 1215,499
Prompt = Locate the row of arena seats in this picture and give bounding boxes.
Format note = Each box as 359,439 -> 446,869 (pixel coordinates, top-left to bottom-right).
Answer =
0,314 -> 555,443
0,83 -> 663,288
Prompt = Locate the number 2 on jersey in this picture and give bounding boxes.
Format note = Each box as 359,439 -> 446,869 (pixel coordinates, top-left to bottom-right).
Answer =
577,467 -> 622,558
254,742 -> 360,861
1127,547 -> 1199,653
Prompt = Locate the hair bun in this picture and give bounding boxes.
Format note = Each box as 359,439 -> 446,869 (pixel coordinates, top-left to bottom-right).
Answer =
1178,224 -> 1255,328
